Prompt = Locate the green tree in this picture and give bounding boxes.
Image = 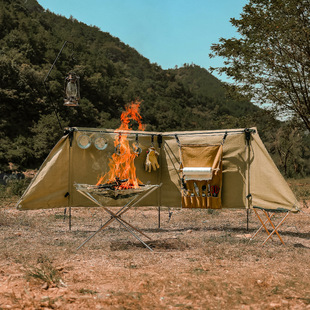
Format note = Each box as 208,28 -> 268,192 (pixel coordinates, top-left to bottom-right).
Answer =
31,113 -> 68,160
210,0 -> 310,132
264,119 -> 310,177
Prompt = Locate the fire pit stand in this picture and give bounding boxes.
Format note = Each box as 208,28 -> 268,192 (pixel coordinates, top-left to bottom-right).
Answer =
75,183 -> 162,251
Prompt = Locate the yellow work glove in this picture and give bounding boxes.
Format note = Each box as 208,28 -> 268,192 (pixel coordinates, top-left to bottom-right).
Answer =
145,147 -> 160,172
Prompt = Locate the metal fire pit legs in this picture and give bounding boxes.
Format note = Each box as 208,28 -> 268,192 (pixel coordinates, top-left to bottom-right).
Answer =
75,184 -> 162,251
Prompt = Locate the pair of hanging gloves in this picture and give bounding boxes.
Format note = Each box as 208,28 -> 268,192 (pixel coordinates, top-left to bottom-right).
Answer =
145,146 -> 160,172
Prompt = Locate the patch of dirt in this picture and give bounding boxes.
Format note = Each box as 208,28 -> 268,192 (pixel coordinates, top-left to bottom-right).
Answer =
0,201 -> 310,309
110,237 -> 188,251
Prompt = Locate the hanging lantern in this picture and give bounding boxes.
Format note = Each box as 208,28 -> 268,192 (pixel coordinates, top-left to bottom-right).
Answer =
64,71 -> 80,106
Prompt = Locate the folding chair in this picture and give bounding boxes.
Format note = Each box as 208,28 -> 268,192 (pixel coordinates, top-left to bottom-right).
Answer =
250,206 -> 290,246
75,183 -> 162,251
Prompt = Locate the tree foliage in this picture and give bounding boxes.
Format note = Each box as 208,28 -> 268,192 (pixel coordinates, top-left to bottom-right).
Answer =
263,116 -> 310,177
210,0 -> 310,132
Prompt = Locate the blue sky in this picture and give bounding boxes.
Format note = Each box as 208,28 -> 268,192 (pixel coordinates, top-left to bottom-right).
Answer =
38,0 -> 247,82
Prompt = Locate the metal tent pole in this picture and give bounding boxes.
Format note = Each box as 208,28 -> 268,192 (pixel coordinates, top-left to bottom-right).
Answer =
67,128 -> 75,231
157,135 -> 163,229
245,129 -> 254,231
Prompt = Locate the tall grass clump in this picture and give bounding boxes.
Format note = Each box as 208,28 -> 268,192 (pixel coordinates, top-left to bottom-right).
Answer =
25,255 -> 63,287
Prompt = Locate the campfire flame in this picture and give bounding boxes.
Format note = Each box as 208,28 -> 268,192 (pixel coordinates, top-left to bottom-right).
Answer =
96,100 -> 145,189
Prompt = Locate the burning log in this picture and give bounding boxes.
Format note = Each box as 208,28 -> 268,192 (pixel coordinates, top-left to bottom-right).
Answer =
97,178 -> 128,189
97,177 -> 146,190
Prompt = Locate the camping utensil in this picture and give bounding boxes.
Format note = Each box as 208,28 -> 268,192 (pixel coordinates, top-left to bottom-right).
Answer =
133,134 -> 142,156
211,185 -> 220,197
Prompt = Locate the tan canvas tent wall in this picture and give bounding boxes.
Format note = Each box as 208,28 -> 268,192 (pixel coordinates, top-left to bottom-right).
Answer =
17,127 -> 300,212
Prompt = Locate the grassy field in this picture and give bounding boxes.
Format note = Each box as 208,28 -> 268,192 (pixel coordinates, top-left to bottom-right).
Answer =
0,179 -> 309,309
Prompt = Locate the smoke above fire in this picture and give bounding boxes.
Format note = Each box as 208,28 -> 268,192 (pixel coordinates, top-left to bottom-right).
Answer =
96,100 -> 145,189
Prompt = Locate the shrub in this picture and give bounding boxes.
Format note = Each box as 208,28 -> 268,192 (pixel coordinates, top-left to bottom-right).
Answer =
6,179 -> 30,197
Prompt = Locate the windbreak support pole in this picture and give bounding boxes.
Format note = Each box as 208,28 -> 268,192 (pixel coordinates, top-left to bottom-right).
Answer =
244,128 -> 255,231
64,127 -> 76,231
157,135 -> 163,229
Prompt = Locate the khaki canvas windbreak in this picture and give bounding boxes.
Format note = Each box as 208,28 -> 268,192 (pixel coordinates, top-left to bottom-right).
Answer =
17,127 -> 300,212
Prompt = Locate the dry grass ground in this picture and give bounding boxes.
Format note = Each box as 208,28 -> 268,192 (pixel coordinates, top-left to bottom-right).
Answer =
0,189 -> 309,309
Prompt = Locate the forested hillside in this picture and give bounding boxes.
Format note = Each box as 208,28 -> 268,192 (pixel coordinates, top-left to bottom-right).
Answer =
0,0 -> 309,176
